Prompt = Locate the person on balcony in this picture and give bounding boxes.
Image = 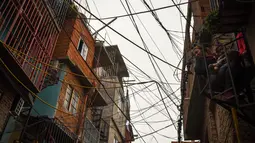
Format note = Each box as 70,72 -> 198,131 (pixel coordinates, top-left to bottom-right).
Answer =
193,46 -> 254,102
193,45 -> 216,76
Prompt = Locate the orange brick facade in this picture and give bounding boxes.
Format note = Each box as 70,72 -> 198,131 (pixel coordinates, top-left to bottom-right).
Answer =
53,15 -> 97,84
53,14 -> 97,136
55,65 -> 89,135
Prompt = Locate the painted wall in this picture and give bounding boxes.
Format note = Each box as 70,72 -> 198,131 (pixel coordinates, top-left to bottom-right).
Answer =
31,64 -> 66,117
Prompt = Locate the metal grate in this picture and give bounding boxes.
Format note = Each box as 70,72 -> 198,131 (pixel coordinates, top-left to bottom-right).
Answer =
0,0 -> 69,90
84,117 -> 100,143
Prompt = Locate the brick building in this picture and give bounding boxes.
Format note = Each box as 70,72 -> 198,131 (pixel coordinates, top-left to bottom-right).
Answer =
0,0 -> 134,142
182,0 -> 255,142
0,0 -> 70,142
22,9 -> 110,142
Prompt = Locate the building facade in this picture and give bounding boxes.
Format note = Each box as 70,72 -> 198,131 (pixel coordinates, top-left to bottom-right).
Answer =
182,0 -> 255,143
0,0 -> 70,142
0,1 -> 135,143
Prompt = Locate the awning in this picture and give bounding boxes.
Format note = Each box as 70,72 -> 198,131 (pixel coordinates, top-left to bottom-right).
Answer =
184,75 -> 206,140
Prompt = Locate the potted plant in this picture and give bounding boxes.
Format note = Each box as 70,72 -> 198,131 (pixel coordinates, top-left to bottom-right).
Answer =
204,10 -> 220,33
199,10 -> 220,44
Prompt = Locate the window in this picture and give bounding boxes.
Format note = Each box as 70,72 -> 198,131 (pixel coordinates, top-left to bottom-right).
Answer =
64,85 -> 72,109
77,38 -> 89,61
70,91 -> 79,114
64,85 -> 79,114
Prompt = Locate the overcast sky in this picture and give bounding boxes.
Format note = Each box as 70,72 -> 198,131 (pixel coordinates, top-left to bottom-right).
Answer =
81,0 -> 188,142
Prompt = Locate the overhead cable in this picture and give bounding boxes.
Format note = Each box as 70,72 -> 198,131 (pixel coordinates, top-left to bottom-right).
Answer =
73,0 -> 182,70
89,1 -> 197,20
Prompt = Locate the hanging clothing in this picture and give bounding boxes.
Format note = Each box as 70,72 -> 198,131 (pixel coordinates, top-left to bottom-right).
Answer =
236,32 -> 246,54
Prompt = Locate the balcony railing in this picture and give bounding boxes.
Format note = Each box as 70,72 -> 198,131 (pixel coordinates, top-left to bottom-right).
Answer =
0,0 -> 69,90
83,117 -> 100,143
24,117 -> 77,142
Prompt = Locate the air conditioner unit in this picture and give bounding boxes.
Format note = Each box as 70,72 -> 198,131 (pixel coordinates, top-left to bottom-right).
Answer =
13,98 -> 24,116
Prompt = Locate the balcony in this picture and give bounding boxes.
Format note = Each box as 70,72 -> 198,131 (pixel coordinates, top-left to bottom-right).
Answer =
206,0 -> 252,33
23,116 -> 77,142
185,31 -> 255,140
0,0 -> 70,91
94,45 -> 129,79
83,117 -> 100,143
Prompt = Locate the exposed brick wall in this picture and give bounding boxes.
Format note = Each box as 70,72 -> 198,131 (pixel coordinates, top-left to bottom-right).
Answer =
0,76 -> 15,134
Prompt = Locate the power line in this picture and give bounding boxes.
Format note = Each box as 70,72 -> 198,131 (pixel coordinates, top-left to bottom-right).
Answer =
130,87 -> 176,141
134,122 -> 177,139
131,87 -> 180,121
140,0 -> 183,59
130,87 -> 160,143
88,1 -> 197,20
73,0 -> 182,70
124,0 -> 181,106
62,2 -> 147,142
156,84 -> 177,130
119,5 -> 181,108
91,0 -> 113,44
169,0 -> 195,31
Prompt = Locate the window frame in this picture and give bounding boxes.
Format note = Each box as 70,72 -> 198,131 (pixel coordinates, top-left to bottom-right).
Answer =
77,38 -> 89,61
64,85 -> 79,114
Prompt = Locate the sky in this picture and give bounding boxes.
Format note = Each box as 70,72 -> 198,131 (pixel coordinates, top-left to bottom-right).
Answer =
79,0 -> 188,142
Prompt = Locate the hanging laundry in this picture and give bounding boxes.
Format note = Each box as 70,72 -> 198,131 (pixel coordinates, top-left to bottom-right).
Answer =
236,32 -> 246,54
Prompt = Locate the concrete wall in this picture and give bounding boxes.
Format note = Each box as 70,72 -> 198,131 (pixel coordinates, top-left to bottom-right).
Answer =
100,77 -> 127,143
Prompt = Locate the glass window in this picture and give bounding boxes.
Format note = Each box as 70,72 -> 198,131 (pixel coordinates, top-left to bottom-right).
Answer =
64,85 -> 79,114
64,85 -> 72,110
77,38 -> 89,61
70,91 -> 79,114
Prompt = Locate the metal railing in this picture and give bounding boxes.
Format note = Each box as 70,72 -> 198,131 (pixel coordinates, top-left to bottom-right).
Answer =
0,0 -> 69,90
83,117 -> 100,143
